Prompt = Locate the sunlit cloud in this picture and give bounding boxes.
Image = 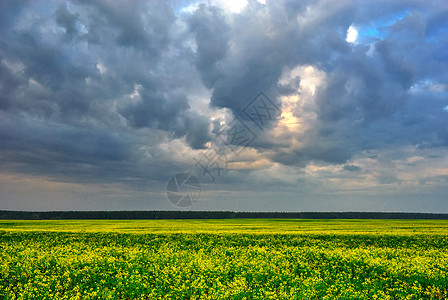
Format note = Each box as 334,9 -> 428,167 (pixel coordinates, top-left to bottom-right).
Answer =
0,0 -> 447,212
346,25 -> 358,43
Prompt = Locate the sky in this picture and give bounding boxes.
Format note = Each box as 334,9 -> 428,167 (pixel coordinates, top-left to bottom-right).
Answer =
0,0 -> 447,212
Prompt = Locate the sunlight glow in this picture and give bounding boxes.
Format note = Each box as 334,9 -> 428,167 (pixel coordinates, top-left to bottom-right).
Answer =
346,25 -> 358,43
279,95 -> 301,130
214,0 -> 248,13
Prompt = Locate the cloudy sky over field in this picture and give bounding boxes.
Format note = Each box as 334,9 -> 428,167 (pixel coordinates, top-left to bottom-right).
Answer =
0,0 -> 447,212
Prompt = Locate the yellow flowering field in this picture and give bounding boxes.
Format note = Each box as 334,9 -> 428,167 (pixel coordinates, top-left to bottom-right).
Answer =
1,219 -> 447,299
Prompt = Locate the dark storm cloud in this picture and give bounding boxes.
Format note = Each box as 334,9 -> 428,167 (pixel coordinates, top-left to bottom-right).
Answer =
0,0 -> 447,194
55,5 -> 79,40
79,0 -> 174,52
119,89 -> 211,149
0,116 -> 128,163
119,90 -> 189,129
186,1 -> 430,167
0,112 -> 130,182
197,0 -> 448,166
188,4 -> 230,90
0,0 -> 211,185
188,1 -> 295,117
0,55 -> 20,110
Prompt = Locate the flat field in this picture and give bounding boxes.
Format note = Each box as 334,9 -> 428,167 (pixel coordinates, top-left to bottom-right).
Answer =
1,219 -> 447,299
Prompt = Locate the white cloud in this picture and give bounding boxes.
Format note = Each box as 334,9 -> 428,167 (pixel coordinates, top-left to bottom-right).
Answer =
213,0 -> 248,13
346,25 -> 358,43
181,0 -> 250,15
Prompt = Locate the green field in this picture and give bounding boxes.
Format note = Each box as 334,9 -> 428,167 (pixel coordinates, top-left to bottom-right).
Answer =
1,219 -> 448,299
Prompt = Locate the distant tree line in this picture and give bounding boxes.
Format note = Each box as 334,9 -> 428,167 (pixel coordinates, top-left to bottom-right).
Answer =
1,210 -> 448,220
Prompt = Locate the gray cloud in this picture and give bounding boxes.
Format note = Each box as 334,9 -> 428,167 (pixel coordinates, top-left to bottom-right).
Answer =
0,0 -> 447,211
55,4 -> 79,41
344,165 -> 362,172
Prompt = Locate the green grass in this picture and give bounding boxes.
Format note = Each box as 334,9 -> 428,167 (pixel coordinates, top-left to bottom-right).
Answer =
1,219 -> 448,299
